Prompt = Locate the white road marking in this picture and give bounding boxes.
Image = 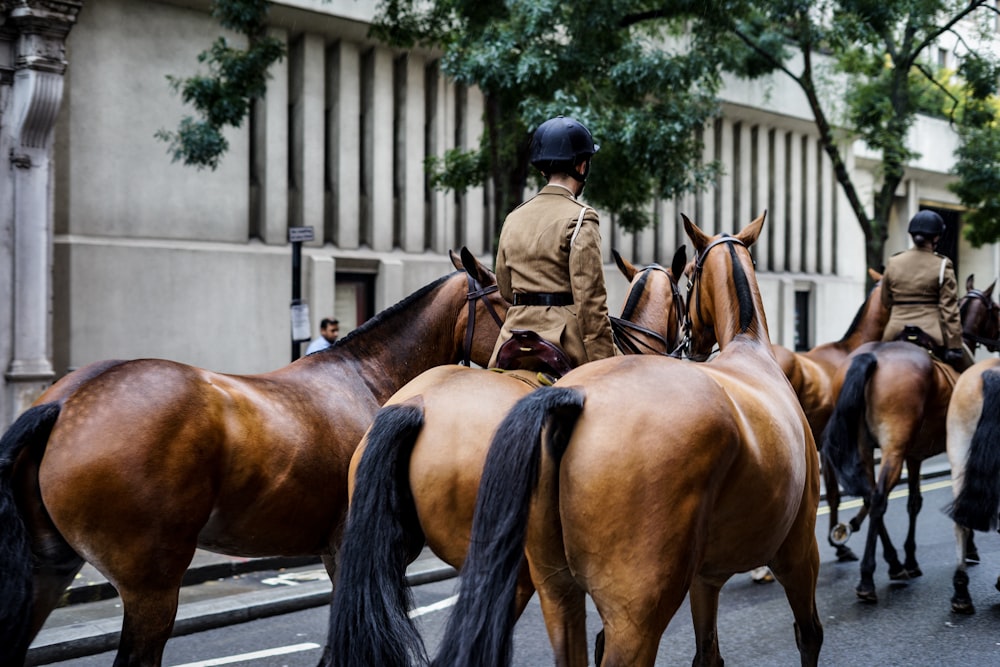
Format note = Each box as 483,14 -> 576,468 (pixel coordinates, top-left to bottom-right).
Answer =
170,642 -> 320,667
409,594 -> 459,618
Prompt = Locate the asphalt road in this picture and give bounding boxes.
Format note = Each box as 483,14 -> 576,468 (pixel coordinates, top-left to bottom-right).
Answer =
38,481 -> 1000,666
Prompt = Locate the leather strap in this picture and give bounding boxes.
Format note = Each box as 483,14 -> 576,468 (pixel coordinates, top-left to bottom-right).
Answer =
512,292 -> 574,307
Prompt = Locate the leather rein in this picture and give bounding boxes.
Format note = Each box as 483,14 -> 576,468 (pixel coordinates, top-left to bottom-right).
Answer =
462,271 -> 505,366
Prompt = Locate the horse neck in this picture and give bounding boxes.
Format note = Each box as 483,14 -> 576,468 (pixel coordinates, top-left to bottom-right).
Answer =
703,255 -> 771,354
322,276 -> 467,402
839,287 -> 888,351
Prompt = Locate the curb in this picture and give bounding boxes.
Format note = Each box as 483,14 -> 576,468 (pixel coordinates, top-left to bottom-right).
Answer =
28,561 -> 457,665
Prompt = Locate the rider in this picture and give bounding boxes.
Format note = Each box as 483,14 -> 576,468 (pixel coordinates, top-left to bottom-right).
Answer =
880,209 -> 966,370
488,116 -> 615,370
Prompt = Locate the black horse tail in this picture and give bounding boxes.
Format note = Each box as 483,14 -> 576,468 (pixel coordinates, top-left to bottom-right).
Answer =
433,386 -> 585,667
948,371 -> 1000,532
821,353 -> 878,498
0,402 -> 60,664
322,402 -> 428,667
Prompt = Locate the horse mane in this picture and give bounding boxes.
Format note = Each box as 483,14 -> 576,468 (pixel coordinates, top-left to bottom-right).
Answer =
619,268 -> 652,321
727,242 -> 755,333
312,273 -> 454,353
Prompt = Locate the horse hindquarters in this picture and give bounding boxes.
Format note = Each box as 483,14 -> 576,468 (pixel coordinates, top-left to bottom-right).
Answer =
323,404 -> 428,667
0,403 -> 66,665
433,387 -> 584,667
948,371 -> 1000,532
821,353 -> 878,498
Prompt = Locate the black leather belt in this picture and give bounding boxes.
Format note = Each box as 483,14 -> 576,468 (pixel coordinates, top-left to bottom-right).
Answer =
512,292 -> 574,307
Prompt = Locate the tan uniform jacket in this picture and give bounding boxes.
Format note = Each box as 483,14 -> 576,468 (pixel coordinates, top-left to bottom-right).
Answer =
881,246 -> 962,349
488,184 -> 615,368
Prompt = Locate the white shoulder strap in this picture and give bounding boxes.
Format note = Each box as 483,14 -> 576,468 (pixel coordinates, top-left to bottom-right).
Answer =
570,206 -> 588,247
939,258 -> 947,287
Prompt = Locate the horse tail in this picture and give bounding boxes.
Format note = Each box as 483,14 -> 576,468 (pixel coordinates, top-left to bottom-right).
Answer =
948,371 -> 1000,532
323,402 -> 428,667
821,352 -> 877,498
433,386 -> 585,667
0,402 -> 60,662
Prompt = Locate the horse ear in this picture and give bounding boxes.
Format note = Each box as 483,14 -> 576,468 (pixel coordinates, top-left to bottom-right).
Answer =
681,214 -> 709,253
985,279 -> 996,299
736,210 -> 766,248
966,274 -> 975,293
449,249 -> 463,272
612,249 -> 636,281
459,247 -> 491,283
671,245 -> 687,281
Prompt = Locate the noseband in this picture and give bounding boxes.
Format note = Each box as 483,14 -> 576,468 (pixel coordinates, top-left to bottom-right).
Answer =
462,271 -> 505,366
959,289 -> 1000,353
684,235 -> 748,361
610,265 -> 686,357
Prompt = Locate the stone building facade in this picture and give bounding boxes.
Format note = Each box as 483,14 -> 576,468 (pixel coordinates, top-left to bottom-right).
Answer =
1,0 -> 996,426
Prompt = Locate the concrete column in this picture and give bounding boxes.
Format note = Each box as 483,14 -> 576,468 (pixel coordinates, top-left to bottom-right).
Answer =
3,1 -> 81,425
718,118 -> 734,230
290,33 -> 324,241
254,27 -> 288,246
368,46 -> 393,251
820,142 -> 835,274
753,125 -> 772,272
700,119 -> 716,234
735,121 -> 752,230
771,128 -> 788,272
657,197 -> 678,263
401,53 -> 425,252
329,40 -> 360,249
787,131 -> 803,273
803,134 -> 819,274
462,85 -> 485,255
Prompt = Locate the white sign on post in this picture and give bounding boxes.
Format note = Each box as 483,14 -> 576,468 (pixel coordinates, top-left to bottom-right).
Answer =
290,301 -> 312,342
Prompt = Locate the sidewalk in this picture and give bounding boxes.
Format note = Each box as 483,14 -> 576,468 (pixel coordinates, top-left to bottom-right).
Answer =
27,548 -> 456,665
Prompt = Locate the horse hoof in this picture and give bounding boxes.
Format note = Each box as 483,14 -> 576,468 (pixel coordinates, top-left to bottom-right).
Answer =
750,566 -> 774,583
995,577 -> 1000,594
888,568 -> 909,581
951,598 -> 975,615
835,545 -> 859,562
855,586 -> 878,603
830,523 -> 851,546
907,566 -> 923,579
965,551 -> 980,565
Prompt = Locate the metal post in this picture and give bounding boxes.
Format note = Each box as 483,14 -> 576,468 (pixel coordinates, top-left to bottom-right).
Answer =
288,227 -> 315,362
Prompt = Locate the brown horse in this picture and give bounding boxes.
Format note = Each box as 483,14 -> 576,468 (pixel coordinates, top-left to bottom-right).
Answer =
946,348 -> 1000,614
822,277 -> 1000,603
434,213 -> 822,667
771,268 -> 888,562
320,247 -> 688,667
0,248 -> 507,667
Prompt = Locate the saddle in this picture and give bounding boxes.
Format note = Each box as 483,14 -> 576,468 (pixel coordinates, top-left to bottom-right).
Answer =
494,329 -> 575,379
894,325 -> 952,364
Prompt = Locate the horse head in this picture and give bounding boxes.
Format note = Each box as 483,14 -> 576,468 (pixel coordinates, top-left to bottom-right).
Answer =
682,211 -> 766,361
960,274 -> 1000,354
610,245 -> 687,356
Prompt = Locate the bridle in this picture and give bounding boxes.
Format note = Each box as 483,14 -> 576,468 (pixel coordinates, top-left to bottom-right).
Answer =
462,270 -> 505,367
610,265 -> 687,358
684,235 -> 748,362
959,289 -> 1000,353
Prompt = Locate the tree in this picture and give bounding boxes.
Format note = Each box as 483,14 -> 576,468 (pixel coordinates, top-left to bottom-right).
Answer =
671,0 -> 1000,271
372,0 -> 724,236
156,0 -> 283,171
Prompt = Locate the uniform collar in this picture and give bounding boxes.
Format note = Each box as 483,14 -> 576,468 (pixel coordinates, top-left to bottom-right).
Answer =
540,183 -> 578,200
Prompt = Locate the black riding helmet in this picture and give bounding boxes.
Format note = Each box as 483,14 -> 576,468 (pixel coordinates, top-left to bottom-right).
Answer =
908,210 -> 945,237
530,116 -> 599,183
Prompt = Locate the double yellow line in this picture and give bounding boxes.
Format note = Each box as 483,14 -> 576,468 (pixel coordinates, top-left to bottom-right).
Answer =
817,478 -> 953,516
